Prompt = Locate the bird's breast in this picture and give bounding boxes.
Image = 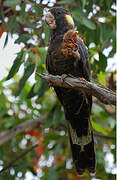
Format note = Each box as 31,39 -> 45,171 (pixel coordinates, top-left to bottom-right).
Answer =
48,38 -> 83,77
49,47 -> 75,75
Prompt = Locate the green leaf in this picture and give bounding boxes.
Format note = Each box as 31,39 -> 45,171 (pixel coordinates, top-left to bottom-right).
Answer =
6,51 -> 24,80
7,16 -> 19,32
100,24 -> 112,42
34,76 -> 40,93
73,8 -> 85,17
97,72 -> 108,86
3,0 -> 20,7
29,52 -> 41,66
82,0 -> 86,9
15,62 -> 35,96
0,94 -> 6,109
99,53 -> 107,72
45,133 -> 62,142
19,2 -> 26,23
82,17 -> 96,30
0,10 -> 4,21
101,39 -> 111,51
27,84 -> 36,98
47,167 -> 57,180
37,79 -> 48,98
43,23 -> 50,45
15,34 -> 31,44
34,5 -> 43,16
92,121 -> 108,135
39,47 -> 47,60
58,0 -> 71,4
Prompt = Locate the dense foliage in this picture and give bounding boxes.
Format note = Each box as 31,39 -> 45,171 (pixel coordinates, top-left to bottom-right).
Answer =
0,0 -> 116,179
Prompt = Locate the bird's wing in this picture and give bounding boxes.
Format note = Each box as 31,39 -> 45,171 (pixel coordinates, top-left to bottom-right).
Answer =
46,52 -> 54,74
77,38 -> 90,81
46,52 -> 64,105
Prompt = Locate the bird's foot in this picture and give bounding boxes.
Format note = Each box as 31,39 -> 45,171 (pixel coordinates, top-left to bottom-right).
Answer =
82,91 -> 88,104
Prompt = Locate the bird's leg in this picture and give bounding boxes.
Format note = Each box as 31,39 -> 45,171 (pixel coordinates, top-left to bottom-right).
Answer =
83,92 -> 88,104
80,77 -> 88,104
75,78 -> 89,115
75,97 -> 84,115
77,83 -> 88,105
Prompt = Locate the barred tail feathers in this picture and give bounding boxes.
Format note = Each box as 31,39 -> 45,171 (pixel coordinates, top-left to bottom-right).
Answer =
67,120 -> 96,176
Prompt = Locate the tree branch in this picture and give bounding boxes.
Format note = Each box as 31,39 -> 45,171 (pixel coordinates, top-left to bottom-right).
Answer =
36,73 -> 116,106
0,143 -> 38,174
93,99 -> 116,119
0,131 -> 115,174
58,123 -> 116,140
93,132 -> 116,140
0,115 -> 46,145
0,114 -> 115,146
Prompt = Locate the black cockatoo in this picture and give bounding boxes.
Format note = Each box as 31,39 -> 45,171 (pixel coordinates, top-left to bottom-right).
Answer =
45,7 -> 96,175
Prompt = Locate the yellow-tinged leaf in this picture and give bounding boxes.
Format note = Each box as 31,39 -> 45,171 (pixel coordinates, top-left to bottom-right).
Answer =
97,72 -> 108,86
92,121 -> 108,135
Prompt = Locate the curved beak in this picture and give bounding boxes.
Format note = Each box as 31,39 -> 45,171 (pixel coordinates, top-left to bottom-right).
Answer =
45,11 -> 56,30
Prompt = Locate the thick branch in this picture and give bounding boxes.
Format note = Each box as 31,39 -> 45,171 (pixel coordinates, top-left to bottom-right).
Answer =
0,143 -> 38,174
36,73 -> 116,106
0,116 -> 46,145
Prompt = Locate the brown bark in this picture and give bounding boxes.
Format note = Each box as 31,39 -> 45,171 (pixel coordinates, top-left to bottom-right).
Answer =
36,73 -> 116,106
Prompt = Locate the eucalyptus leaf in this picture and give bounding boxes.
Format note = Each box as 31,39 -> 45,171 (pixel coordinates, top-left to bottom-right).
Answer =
15,34 -> 31,44
82,17 -> 96,30
34,5 -> 43,16
7,16 -> 19,32
15,63 -> 35,96
6,51 -> 24,80
19,2 -> 26,23
4,0 -> 20,7
92,121 -> 108,135
99,53 -> 107,72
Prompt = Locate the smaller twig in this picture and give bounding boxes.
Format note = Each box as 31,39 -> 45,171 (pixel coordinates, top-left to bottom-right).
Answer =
94,132 -> 116,140
58,123 -> 116,140
0,143 -> 38,174
94,100 -> 116,119
0,115 -> 46,145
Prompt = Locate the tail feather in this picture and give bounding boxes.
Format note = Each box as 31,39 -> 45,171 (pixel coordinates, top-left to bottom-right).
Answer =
67,121 -> 96,176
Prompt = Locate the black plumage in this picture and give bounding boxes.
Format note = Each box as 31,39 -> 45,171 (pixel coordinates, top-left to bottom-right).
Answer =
45,7 -> 96,175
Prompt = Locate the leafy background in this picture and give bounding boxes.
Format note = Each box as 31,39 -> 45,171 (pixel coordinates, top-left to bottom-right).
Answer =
0,0 -> 116,179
